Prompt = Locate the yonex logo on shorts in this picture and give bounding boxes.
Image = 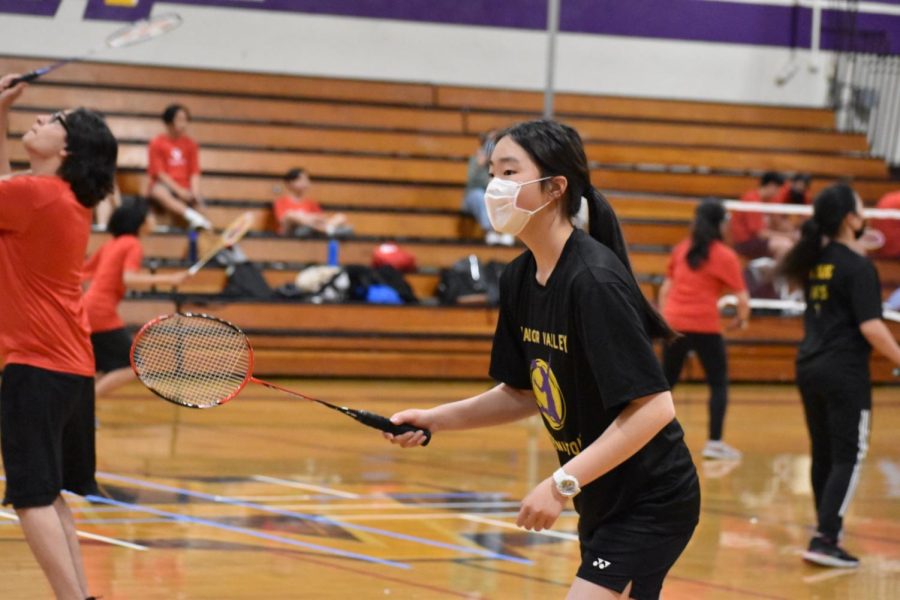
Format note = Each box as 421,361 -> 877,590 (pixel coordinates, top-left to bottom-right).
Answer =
592,558 -> 611,569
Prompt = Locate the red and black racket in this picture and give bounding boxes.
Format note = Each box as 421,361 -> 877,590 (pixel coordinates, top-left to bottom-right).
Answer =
130,312 -> 431,445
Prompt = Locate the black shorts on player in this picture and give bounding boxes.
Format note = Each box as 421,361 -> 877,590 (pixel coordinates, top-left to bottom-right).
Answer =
91,327 -> 133,373
1,363 -> 100,508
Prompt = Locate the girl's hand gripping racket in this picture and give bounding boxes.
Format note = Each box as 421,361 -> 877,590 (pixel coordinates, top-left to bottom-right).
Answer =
5,13 -> 183,88
187,211 -> 254,276
130,312 -> 432,445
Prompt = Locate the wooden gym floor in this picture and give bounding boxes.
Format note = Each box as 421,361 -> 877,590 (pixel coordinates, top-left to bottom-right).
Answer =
1,380 -> 897,599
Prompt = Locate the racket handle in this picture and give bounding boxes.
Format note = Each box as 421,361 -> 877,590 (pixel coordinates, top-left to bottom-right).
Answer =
6,71 -> 40,88
353,410 -> 432,447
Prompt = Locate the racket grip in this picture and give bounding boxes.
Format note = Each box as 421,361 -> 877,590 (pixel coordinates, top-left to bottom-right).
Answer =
354,410 -> 432,447
9,71 -> 41,86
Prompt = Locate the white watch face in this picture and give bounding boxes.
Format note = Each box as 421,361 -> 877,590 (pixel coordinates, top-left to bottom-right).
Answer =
556,475 -> 580,496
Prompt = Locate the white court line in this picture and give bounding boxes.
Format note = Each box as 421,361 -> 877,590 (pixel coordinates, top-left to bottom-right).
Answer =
273,501 -> 522,511
251,475 -> 360,499
335,510 -> 579,522
461,514 -> 580,542
0,510 -> 148,551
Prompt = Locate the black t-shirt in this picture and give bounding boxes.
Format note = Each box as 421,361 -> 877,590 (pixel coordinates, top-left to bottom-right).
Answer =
797,242 -> 882,370
489,229 -> 699,537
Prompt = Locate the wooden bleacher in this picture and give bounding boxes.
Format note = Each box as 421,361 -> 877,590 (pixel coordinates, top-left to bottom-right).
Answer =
2,55 -> 897,382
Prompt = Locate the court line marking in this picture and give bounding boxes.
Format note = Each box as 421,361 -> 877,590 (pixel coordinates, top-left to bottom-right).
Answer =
0,509 -> 149,551
251,475 -> 360,499
84,494 -> 410,569
97,471 -> 532,565
272,501 -> 522,511
460,514 -> 580,542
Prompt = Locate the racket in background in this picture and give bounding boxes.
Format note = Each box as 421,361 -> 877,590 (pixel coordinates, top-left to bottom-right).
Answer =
5,13 -> 183,88
187,211 -> 255,276
130,312 -> 432,445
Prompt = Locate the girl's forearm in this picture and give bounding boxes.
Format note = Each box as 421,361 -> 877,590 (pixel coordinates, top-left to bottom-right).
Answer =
431,383 -> 538,432
557,391 -> 675,487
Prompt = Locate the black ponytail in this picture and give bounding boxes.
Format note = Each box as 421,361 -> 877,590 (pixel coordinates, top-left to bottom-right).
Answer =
777,183 -> 857,284
496,119 -> 675,340
686,200 -> 726,270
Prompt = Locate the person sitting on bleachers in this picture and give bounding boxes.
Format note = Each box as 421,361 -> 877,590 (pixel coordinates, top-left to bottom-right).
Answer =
146,103 -> 211,230
461,130 -> 513,246
769,173 -> 810,240
730,171 -> 794,260
273,168 -> 352,237
871,190 -> 900,259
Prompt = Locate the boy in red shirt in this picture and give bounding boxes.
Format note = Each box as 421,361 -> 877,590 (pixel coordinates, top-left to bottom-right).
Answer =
147,103 -> 211,230
0,75 -> 117,600
273,168 -> 352,237
730,171 -> 794,259
660,201 -> 750,460
83,197 -> 190,398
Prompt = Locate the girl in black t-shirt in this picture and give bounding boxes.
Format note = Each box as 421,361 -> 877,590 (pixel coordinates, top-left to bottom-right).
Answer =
779,183 -> 900,569
384,120 -> 699,600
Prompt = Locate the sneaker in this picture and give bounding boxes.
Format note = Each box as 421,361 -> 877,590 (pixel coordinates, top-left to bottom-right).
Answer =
803,536 -> 859,568
702,440 -> 742,460
184,207 -> 212,230
485,231 -> 503,245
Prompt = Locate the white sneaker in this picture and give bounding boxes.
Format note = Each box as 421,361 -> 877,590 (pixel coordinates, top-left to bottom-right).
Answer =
702,440 -> 742,461
184,207 -> 212,230
499,233 -> 516,246
485,231 -> 502,245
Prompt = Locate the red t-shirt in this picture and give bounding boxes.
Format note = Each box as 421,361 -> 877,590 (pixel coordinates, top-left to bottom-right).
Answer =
729,189 -> 767,245
662,239 -> 746,334
0,175 -> 94,376
147,134 -> 200,189
273,195 -> 322,224
873,191 -> 900,259
83,235 -> 143,333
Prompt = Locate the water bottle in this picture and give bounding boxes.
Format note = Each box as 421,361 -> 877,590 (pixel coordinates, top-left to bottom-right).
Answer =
188,229 -> 199,264
327,238 -> 340,266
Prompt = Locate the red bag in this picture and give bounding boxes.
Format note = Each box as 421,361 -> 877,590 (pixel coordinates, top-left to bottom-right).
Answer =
372,243 -> 417,273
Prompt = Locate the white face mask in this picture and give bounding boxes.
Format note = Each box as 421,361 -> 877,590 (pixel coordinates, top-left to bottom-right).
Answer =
484,176 -> 553,235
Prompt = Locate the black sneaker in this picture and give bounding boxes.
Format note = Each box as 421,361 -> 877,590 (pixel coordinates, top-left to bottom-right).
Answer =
802,536 -> 859,568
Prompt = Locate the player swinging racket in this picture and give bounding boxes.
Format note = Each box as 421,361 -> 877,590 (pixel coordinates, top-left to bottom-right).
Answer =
0,75 -> 117,600
385,120 -> 700,600
777,183 -> 900,568
83,197 -> 191,399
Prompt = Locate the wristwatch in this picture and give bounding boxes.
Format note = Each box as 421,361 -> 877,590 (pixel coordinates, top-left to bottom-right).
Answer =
552,467 -> 581,497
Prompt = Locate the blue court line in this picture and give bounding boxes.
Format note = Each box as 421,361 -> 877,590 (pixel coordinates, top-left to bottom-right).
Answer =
85,495 -> 410,569
97,471 -> 531,565
74,518 -> 172,525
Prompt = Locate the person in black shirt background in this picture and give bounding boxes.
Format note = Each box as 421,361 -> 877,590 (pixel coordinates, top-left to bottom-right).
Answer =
779,183 -> 900,568
383,120 -> 699,600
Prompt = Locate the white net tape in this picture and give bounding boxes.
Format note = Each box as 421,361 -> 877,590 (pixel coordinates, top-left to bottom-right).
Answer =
131,313 -> 251,408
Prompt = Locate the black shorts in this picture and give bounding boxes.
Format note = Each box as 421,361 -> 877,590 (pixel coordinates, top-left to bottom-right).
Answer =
92,328 -> 133,373
576,521 -> 696,600
1,364 -> 99,508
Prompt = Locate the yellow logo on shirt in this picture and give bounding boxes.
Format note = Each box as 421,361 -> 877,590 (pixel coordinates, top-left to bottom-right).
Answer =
530,359 -> 566,430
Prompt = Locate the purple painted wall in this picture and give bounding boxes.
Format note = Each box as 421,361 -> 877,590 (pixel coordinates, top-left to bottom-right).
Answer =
6,0 -> 899,54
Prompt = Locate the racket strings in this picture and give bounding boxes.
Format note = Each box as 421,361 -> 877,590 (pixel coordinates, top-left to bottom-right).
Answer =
132,314 -> 251,408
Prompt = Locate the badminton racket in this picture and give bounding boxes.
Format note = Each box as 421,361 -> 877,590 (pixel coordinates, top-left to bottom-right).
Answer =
187,211 -> 254,276
6,13 -> 183,87
130,312 -> 432,445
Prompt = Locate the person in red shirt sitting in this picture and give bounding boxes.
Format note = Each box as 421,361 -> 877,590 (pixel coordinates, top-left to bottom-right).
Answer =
83,197 -> 191,399
730,171 -> 795,260
273,168 -> 352,237
0,74 -> 117,600
146,103 -> 211,230
660,200 -> 751,460
871,191 -> 900,259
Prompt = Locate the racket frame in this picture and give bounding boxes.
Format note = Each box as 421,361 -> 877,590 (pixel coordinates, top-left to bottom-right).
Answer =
130,311 -> 255,409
